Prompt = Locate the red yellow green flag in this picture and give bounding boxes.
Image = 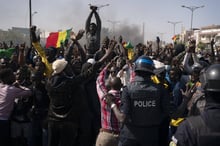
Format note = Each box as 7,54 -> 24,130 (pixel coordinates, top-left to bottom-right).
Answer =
46,29 -> 72,48
172,35 -> 179,42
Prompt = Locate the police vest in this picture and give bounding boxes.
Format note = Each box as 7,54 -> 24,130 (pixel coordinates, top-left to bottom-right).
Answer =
187,116 -> 220,146
126,81 -> 162,126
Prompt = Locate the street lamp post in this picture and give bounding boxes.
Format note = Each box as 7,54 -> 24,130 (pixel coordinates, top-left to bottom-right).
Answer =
29,0 -> 32,28
181,5 -> 204,31
29,0 -> 32,48
107,20 -> 120,35
29,0 -> 38,47
168,21 -> 181,36
31,11 -> 38,25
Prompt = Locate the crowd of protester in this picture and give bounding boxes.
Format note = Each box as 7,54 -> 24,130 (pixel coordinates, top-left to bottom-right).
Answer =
1,6 -> 220,146
1,27 -> 219,146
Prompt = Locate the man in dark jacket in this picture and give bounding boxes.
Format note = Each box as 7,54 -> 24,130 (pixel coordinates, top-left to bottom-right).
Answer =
46,58 -> 95,146
46,37 -> 115,146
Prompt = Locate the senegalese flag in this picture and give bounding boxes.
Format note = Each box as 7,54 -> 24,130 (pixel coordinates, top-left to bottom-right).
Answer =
46,28 -> 72,48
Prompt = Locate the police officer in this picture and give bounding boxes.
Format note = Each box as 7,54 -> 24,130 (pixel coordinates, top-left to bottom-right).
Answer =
105,55 -> 170,146
170,64 -> 220,146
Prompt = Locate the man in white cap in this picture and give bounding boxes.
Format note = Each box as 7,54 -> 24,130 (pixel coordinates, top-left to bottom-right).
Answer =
46,57 -> 95,146
46,38 -> 115,146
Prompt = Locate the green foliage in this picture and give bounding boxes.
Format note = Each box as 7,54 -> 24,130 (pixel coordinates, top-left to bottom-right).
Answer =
197,42 -> 206,50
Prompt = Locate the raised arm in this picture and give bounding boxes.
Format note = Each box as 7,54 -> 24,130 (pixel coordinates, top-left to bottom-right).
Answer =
182,39 -> 199,75
75,41 -> 86,63
64,30 -> 86,63
182,52 -> 192,74
94,10 -> 101,32
17,43 -> 25,66
30,26 -> 52,77
85,11 -> 94,33
97,40 -> 116,64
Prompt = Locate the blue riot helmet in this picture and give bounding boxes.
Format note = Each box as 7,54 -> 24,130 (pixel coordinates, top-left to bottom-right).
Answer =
134,55 -> 155,73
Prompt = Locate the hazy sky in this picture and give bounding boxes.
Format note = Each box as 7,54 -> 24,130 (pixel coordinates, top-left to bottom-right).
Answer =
0,0 -> 219,42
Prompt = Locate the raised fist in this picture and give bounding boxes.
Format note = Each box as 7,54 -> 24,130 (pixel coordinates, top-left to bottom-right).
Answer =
189,39 -> 196,53
90,5 -> 98,11
75,29 -> 85,40
70,29 -> 85,41
30,26 -> 38,43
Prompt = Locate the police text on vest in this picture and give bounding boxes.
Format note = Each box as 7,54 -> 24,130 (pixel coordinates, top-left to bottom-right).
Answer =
134,100 -> 156,107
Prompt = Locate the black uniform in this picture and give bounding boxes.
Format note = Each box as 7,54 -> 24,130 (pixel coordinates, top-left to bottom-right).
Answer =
171,102 -> 220,146
171,64 -> 220,146
119,76 -> 170,146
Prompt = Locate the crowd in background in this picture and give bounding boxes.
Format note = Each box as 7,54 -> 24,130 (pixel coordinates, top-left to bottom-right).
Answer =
1,6 -> 220,146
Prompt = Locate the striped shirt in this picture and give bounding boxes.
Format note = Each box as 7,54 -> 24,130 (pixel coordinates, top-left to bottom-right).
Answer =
96,67 -> 121,133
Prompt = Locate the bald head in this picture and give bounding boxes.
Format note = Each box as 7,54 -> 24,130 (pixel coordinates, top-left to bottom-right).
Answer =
110,77 -> 122,90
